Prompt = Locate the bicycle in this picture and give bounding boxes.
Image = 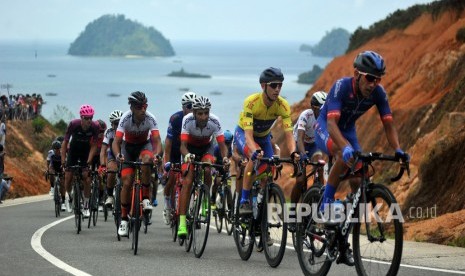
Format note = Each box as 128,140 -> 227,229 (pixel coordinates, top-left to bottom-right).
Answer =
67,161 -> 88,234
233,155 -> 295,268
183,161 -> 225,258
111,170 -> 123,241
47,171 -> 64,217
212,170 -> 233,235
167,163 -> 184,245
87,171 -> 100,228
295,151 -> 410,276
119,160 -> 153,255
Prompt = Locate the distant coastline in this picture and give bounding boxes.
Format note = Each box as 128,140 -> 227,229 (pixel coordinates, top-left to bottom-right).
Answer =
167,68 -> 211,78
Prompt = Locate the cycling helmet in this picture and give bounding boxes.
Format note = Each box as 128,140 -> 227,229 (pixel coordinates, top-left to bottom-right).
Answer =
181,92 -> 196,106
128,91 -> 147,105
311,91 -> 327,107
224,130 -> 233,143
55,136 -> 64,143
192,96 -> 211,110
52,140 -> 61,150
353,51 -> 386,77
109,110 -> 123,123
259,67 -> 284,83
97,119 -> 107,132
79,104 -> 95,116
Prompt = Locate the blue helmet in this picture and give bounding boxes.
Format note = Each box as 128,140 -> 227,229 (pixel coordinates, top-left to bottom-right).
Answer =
353,51 -> 386,77
224,130 -> 233,143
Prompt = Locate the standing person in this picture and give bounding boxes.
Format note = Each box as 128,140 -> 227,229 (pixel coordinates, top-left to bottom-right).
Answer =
112,91 -> 162,237
235,67 -> 298,215
162,91 -> 196,224
314,50 -> 410,266
291,91 -> 327,204
0,118 -> 6,147
177,96 -> 230,237
99,110 -> 123,208
0,144 -> 5,177
61,105 -> 99,218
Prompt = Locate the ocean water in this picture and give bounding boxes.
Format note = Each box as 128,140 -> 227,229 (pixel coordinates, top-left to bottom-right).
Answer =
0,40 -> 331,136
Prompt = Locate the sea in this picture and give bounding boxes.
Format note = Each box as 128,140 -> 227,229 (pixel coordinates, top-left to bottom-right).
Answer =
0,40 -> 331,137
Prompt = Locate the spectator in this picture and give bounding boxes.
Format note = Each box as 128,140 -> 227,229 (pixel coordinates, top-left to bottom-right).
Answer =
0,175 -> 13,203
0,118 -> 6,146
0,144 -> 4,176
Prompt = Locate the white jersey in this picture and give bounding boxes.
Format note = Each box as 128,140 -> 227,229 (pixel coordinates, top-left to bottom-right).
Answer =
102,128 -> 116,145
293,109 -> 317,144
181,113 -> 224,146
46,149 -> 54,161
116,110 -> 159,144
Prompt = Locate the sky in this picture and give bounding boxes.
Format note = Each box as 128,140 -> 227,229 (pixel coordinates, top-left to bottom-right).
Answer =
1,0 -> 436,43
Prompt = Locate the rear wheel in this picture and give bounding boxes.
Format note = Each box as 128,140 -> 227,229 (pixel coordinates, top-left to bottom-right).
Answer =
214,189 -> 223,233
262,183 -> 287,268
353,184 -> 403,276
224,186 -> 233,236
193,184 -> 211,258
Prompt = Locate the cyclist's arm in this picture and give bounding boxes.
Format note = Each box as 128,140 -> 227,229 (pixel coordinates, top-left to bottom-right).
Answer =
327,117 -> 350,153
150,132 -> 163,156
112,135 -> 122,157
231,146 -> 242,164
382,118 -> 401,151
180,140 -> 189,157
284,130 -> 296,155
60,140 -> 68,165
87,141 -> 97,165
244,129 -> 258,158
163,137 -> 172,164
296,129 -> 306,154
218,141 -> 228,161
99,143 -> 108,165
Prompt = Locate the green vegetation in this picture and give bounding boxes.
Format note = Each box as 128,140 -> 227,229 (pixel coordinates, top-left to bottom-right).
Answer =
348,0 -> 465,52
68,14 -> 175,57
49,105 -> 74,124
297,65 -> 324,84
168,68 -> 211,78
300,28 -> 350,57
32,117 -> 46,133
456,27 -> 465,43
447,236 -> 465,247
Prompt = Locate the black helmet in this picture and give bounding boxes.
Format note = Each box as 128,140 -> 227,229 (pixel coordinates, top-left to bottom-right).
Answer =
55,136 -> 64,143
259,67 -> 284,83
52,140 -> 61,150
353,51 -> 386,77
128,91 -> 147,105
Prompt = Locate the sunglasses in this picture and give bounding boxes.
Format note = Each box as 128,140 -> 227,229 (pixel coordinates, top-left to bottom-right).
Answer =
183,103 -> 193,109
132,104 -> 148,110
358,71 -> 381,83
81,116 -> 93,121
267,82 -> 283,89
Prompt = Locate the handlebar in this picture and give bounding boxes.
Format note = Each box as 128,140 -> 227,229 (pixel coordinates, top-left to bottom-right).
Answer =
253,154 -> 301,181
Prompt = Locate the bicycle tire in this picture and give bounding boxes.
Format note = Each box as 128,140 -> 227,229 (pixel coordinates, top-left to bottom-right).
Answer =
193,184 -> 211,258
184,187 -> 196,252
172,189 -> 179,243
214,190 -> 223,233
224,186 -> 233,235
132,186 -> 140,255
295,186 -> 331,276
54,178 -> 61,217
352,184 -> 403,276
103,195 -> 108,222
114,179 -> 122,241
74,181 -> 82,234
262,183 -> 287,268
233,193 -> 254,260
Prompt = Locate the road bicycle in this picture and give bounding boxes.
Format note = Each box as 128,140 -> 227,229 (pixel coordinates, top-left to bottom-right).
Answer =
67,161 -> 88,234
295,151 -> 409,276
47,171 -> 64,217
167,163 -> 184,245
234,154 -> 296,268
87,170 -> 100,228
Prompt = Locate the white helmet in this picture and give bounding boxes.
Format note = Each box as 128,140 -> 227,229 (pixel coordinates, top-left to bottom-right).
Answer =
181,92 -> 196,106
109,110 -> 123,123
311,91 -> 327,107
193,96 -> 211,110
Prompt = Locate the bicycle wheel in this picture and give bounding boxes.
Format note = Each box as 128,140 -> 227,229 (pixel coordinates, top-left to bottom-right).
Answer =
233,193 -> 254,260
103,194 -> 108,222
172,190 -> 179,243
132,186 -> 141,255
54,178 -> 61,217
295,186 -> 332,276
224,186 -> 233,236
114,180 -> 122,241
214,190 -> 223,233
184,187 -> 196,252
74,182 -> 82,234
193,184 -> 211,258
352,184 -> 403,276
261,183 -> 287,268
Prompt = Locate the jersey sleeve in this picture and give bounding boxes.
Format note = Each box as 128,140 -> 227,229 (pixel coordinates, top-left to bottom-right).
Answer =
211,115 -> 224,143
278,99 -> 293,132
102,129 -> 110,145
241,97 -> 254,131
374,86 -> 393,122
180,114 -> 190,142
327,79 -> 345,120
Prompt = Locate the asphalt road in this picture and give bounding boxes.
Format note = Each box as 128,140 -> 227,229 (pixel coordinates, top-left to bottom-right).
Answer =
0,195 -> 464,276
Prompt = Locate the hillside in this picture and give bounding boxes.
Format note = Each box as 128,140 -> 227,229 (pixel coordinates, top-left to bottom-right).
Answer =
68,14 -> 175,57
275,1 -> 465,246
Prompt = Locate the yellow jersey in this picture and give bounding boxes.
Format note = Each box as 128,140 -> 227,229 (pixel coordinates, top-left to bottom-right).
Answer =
238,93 -> 293,137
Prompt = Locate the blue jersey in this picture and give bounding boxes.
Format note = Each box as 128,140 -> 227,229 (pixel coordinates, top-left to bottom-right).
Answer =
318,77 -> 393,131
214,144 -> 232,165
166,110 -> 184,162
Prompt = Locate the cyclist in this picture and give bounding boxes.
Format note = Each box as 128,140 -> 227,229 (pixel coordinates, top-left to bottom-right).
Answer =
47,140 -> 65,211
235,67 -> 298,215
210,129 -> 233,209
177,96 -> 230,237
91,119 -> 107,211
162,91 -> 196,224
314,50 -> 410,266
99,110 -> 123,208
291,91 -> 327,204
61,104 -> 99,218
113,91 -> 162,237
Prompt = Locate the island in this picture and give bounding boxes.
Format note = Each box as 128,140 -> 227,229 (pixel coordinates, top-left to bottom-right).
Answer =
68,14 -> 175,57
300,28 -> 350,57
168,68 -> 211,79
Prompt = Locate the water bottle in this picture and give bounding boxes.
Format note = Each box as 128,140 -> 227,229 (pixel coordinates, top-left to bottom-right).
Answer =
252,195 -> 258,219
257,189 -> 264,204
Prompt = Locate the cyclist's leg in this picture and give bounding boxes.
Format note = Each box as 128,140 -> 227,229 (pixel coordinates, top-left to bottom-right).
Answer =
178,163 -> 194,236
105,159 -> 117,206
139,149 -> 154,209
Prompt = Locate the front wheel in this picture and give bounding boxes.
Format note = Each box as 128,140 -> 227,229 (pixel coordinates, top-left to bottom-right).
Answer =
73,183 -> 82,234
352,184 -> 403,276
224,186 -> 233,236
132,187 -> 141,255
261,183 -> 287,268
54,179 -> 61,218
193,184 -> 211,258
233,192 -> 254,260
